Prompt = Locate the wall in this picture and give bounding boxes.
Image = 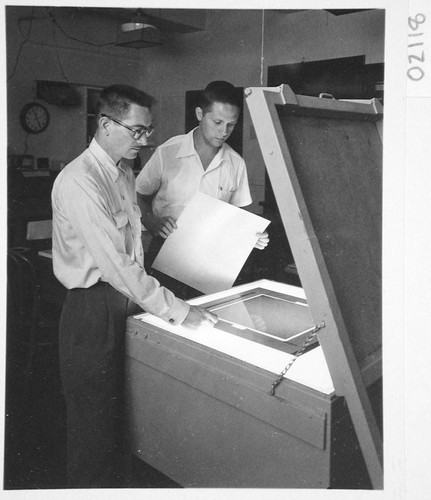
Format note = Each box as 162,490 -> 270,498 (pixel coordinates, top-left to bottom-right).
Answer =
6,6 -> 143,164
138,8 -> 385,213
6,7 -> 385,213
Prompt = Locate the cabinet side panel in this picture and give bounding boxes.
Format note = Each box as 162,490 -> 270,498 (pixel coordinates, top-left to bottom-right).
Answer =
125,357 -> 331,488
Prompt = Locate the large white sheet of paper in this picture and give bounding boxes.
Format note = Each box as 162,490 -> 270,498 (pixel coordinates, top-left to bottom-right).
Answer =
152,192 -> 270,294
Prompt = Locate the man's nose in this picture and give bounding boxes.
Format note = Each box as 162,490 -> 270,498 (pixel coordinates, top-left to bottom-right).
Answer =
137,134 -> 149,146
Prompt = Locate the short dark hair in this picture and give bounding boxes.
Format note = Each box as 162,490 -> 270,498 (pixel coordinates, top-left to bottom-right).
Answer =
197,81 -> 242,114
95,84 -> 155,120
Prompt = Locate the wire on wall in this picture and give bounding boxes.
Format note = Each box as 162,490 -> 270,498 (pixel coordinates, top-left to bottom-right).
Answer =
23,132 -> 30,155
7,7 -> 35,82
8,7 -> 118,82
47,8 -> 117,48
260,10 -> 265,86
50,12 -> 69,82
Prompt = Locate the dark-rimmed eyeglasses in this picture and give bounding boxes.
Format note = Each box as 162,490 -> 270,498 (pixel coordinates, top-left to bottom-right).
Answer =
101,113 -> 155,139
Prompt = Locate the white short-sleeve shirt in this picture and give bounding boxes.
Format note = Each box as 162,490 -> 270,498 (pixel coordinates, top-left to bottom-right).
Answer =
136,128 -> 252,222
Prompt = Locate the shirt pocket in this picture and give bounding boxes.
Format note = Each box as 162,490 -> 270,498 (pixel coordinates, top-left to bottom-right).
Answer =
216,168 -> 236,202
216,184 -> 236,202
113,210 -> 128,229
132,203 -> 142,219
131,203 -> 143,236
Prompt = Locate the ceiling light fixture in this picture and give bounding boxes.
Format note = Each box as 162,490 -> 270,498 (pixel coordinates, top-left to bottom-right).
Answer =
116,10 -> 162,48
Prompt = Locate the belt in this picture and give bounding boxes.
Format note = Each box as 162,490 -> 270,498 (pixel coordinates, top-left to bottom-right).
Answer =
70,279 -> 110,291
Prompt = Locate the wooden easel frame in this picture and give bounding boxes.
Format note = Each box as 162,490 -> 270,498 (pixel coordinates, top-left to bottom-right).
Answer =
245,85 -> 383,488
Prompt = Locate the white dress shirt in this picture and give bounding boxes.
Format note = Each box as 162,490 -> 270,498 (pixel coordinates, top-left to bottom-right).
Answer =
52,138 -> 189,325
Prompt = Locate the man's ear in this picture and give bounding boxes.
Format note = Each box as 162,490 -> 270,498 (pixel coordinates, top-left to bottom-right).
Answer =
195,107 -> 203,122
99,115 -> 111,135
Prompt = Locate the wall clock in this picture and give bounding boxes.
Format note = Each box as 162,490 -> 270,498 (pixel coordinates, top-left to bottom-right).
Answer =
20,102 -> 50,134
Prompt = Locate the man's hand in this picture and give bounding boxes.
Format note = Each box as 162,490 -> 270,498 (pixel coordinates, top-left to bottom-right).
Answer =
153,216 -> 177,239
182,305 -> 218,329
254,231 -> 269,250
137,192 -> 177,239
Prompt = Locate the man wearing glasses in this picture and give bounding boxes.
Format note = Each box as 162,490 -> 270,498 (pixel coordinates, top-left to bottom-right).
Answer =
51,84 -> 217,488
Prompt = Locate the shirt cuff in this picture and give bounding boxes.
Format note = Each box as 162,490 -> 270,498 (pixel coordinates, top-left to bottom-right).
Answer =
159,296 -> 190,326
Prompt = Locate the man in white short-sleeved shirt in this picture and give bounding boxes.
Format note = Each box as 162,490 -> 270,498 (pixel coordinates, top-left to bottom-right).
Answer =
136,125 -> 252,222
136,81 -> 269,295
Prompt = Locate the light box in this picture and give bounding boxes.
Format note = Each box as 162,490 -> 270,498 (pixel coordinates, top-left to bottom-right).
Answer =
205,286 -> 317,354
125,83 -> 383,488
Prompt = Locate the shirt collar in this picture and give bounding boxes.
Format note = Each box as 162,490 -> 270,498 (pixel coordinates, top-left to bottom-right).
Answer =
176,128 -> 197,159
176,127 -> 229,168
89,138 -> 125,182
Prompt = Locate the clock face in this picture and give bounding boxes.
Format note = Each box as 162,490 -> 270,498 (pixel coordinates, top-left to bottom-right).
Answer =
20,103 -> 50,134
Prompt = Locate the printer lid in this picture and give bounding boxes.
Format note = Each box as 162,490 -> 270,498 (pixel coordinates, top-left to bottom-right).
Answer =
245,84 -> 383,488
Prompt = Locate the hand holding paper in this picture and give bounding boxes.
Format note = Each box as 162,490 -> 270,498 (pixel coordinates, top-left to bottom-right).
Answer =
152,192 -> 270,294
255,231 -> 270,250
154,216 -> 177,239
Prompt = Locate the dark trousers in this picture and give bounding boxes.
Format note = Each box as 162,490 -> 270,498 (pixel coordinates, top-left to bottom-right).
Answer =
59,281 -> 138,488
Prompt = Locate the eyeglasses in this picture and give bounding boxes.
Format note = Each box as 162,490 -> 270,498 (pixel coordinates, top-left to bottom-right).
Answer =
101,113 -> 155,139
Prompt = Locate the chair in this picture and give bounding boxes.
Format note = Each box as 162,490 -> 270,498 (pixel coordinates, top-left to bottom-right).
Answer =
7,247 -> 58,381
26,219 -> 53,257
